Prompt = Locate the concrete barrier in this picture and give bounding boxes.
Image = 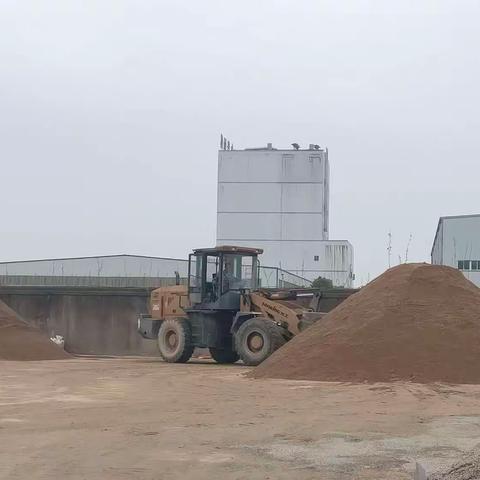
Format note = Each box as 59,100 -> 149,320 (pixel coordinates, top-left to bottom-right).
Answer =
0,286 -> 159,356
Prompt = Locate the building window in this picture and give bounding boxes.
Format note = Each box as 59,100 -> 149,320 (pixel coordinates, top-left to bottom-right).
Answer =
458,260 -> 477,271
313,255 -> 319,262
459,260 -> 469,270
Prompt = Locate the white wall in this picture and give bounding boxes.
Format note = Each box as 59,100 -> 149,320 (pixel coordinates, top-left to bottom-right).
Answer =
217,149 -> 329,243
217,182 -> 326,213
432,215 -> 480,286
217,149 -> 329,184
217,212 -> 326,241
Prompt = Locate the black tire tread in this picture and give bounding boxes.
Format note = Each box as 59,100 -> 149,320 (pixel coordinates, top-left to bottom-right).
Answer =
158,318 -> 194,363
234,317 -> 287,366
209,347 -> 239,364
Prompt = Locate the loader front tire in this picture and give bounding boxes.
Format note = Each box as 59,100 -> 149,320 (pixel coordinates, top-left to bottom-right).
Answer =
209,347 -> 239,364
234,317 -> 287,366
157,318 -> 194,363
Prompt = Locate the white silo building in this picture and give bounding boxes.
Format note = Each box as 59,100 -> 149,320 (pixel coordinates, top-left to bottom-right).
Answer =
216,142 -> 354,287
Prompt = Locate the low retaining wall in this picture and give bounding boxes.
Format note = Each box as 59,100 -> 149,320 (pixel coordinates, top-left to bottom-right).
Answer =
0,286 -> 159,356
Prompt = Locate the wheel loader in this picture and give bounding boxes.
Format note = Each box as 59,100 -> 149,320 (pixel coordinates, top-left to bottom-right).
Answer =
137,245 -> 356,365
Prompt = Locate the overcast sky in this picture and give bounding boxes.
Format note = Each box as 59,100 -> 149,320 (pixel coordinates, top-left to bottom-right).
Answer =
1,0 -> 479,284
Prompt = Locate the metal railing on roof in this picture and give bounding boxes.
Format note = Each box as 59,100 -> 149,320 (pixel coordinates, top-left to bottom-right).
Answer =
258,266 -> 312,288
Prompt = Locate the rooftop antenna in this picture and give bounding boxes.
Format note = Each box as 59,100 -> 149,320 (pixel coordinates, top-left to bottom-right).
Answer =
220,133 -> 224,149
405,234 -> 413,263
387,231 -> 392,268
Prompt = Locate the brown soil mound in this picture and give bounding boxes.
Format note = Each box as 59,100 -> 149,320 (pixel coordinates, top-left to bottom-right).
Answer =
252,263 -> 480,384
0,300 -> 70,361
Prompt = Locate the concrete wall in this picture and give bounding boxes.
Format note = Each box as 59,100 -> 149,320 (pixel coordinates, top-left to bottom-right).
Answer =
432,215 -> 480,286
0,286 -> 159,356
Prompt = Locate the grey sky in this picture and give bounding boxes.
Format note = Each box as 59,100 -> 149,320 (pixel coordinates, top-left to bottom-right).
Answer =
1,0 -> 479,284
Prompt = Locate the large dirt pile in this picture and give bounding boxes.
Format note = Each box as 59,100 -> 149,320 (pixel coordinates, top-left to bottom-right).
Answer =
0,300 -> 70,360
252,263 -> 480,383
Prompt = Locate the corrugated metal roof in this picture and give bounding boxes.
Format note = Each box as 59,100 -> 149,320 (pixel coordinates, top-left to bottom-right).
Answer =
0,255 -> 189,279
0,253 -> 185,265
438,213 -> 480,221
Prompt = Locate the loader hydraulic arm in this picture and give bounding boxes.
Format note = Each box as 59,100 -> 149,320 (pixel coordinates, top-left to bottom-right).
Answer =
247,291 -> 306,335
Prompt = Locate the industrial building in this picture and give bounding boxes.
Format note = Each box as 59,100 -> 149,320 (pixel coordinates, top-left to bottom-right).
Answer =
216,142 -> 354,286
0,254 -> 189,288
431,214 -> 480,286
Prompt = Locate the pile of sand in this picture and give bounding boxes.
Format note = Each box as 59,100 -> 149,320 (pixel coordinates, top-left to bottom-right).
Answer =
252,263 -> 480,384
0,300 -> 70,361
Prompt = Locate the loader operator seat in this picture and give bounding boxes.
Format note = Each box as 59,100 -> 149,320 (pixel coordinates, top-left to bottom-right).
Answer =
211,273 -> 219,302
222,265 -> 232,293
222,261 -> 246,293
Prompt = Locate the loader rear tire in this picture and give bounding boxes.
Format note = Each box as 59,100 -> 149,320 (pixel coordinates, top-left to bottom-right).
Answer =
234,317 -> 287,366
209,347 -> 239,364
157,318 -> 194,363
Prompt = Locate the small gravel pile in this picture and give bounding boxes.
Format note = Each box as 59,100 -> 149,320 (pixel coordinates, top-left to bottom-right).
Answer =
429,446 -> 480,479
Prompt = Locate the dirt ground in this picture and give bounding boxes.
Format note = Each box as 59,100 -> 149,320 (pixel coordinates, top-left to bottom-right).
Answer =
1,359 -> 480,479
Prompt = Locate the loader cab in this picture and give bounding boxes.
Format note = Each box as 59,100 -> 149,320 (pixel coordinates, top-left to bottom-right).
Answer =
187,246 -> 262,310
